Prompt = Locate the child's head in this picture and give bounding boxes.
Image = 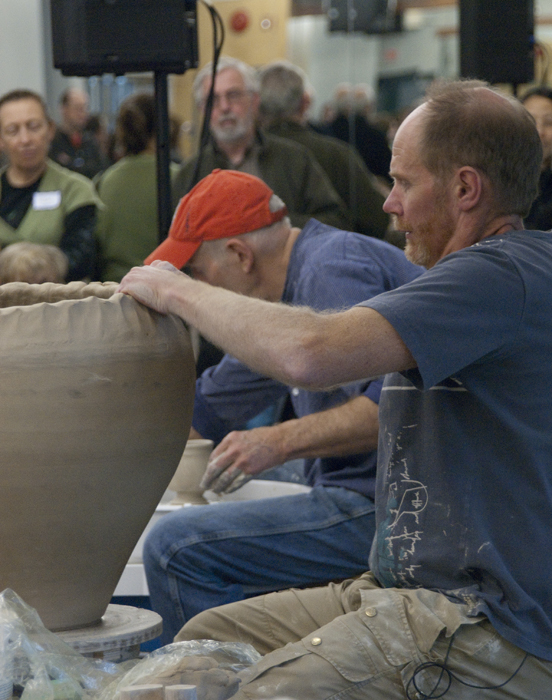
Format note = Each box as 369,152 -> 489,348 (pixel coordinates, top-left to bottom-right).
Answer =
0,242 -> 68,284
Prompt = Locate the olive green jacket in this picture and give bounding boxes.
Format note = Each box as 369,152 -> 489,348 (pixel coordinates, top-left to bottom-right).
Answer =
266,121 -> 389,238
0,159 -> 99,248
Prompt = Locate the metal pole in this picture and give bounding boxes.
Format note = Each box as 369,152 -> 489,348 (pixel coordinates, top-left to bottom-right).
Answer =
154,71 -> 172,243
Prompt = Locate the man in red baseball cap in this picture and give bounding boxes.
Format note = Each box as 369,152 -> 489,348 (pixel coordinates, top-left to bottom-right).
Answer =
138,168 -> 421,645
145,168 -> 288,274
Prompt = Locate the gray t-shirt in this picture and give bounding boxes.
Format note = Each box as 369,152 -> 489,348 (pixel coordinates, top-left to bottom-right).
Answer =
359,230 -> 552,661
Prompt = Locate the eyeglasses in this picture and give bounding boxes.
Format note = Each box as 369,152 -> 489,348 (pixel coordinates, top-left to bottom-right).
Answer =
207,90 -> 250,109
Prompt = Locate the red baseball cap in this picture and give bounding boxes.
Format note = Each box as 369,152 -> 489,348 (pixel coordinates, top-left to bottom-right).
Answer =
144,169 -> 288,268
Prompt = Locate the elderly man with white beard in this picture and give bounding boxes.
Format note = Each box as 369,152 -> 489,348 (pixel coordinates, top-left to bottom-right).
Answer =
171,56 -> 351,232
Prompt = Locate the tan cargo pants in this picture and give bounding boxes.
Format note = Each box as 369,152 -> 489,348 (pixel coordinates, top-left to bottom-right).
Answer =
175,572 -> 552,699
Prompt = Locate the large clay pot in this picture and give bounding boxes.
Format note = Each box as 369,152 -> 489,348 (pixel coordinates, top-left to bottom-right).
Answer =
0,281 -> 195,631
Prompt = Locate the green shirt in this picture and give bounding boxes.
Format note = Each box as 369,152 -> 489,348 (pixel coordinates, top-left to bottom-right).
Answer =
95,153 -> 178,282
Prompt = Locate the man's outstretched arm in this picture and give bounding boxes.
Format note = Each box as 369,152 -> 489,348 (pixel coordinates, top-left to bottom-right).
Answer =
201,394 -> 379,493
118,262 -> 416,390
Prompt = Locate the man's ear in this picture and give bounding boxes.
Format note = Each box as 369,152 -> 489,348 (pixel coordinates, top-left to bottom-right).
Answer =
455,166 -> 483,211
224,239 -> 254,272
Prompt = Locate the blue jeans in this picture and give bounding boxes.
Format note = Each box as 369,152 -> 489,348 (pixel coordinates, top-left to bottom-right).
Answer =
143,485 -> 376,645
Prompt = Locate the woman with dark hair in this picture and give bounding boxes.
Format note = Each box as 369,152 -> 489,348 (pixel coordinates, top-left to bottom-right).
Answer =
521,86 -> 552,231
0,89 -> 99,281
95,92 -> 178,281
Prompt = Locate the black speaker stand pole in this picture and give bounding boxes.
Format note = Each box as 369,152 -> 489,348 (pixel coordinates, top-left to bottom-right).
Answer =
154,71 -> 173,244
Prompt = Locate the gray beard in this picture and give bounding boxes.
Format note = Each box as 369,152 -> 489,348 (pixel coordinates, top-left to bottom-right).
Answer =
211,117 -> 253,145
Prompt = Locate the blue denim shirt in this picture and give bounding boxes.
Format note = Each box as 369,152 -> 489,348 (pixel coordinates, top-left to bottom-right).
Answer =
193,219 -> 422,498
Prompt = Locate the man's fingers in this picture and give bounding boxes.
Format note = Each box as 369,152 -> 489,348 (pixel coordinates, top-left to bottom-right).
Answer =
219,471 -> 253,494
209,467 -> 244,494
199,434 -> 258,493
199,453 -> 229,490
150,260 -> 180,273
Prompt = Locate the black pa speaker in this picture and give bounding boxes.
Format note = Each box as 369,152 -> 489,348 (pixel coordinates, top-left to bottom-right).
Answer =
459,0 -> 534,85
50,0 -> 198,77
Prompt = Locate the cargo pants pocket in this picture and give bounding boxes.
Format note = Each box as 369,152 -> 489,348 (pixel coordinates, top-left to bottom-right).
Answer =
236,587 -> 456,700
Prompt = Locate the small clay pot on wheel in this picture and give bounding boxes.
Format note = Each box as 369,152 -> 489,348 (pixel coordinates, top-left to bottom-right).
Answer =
0,281 -> 196,631
169,439 -> 214,504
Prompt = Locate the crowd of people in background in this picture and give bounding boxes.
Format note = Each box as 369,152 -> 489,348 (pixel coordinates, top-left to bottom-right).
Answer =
0,61 -> 409,290
1,62 -> 552,288
0,62 -> 551,292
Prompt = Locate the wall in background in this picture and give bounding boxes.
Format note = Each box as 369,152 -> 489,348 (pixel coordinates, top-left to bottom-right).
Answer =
289,15 -> 380,115
0,0 -> 46,97
287,6 -> 458,119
